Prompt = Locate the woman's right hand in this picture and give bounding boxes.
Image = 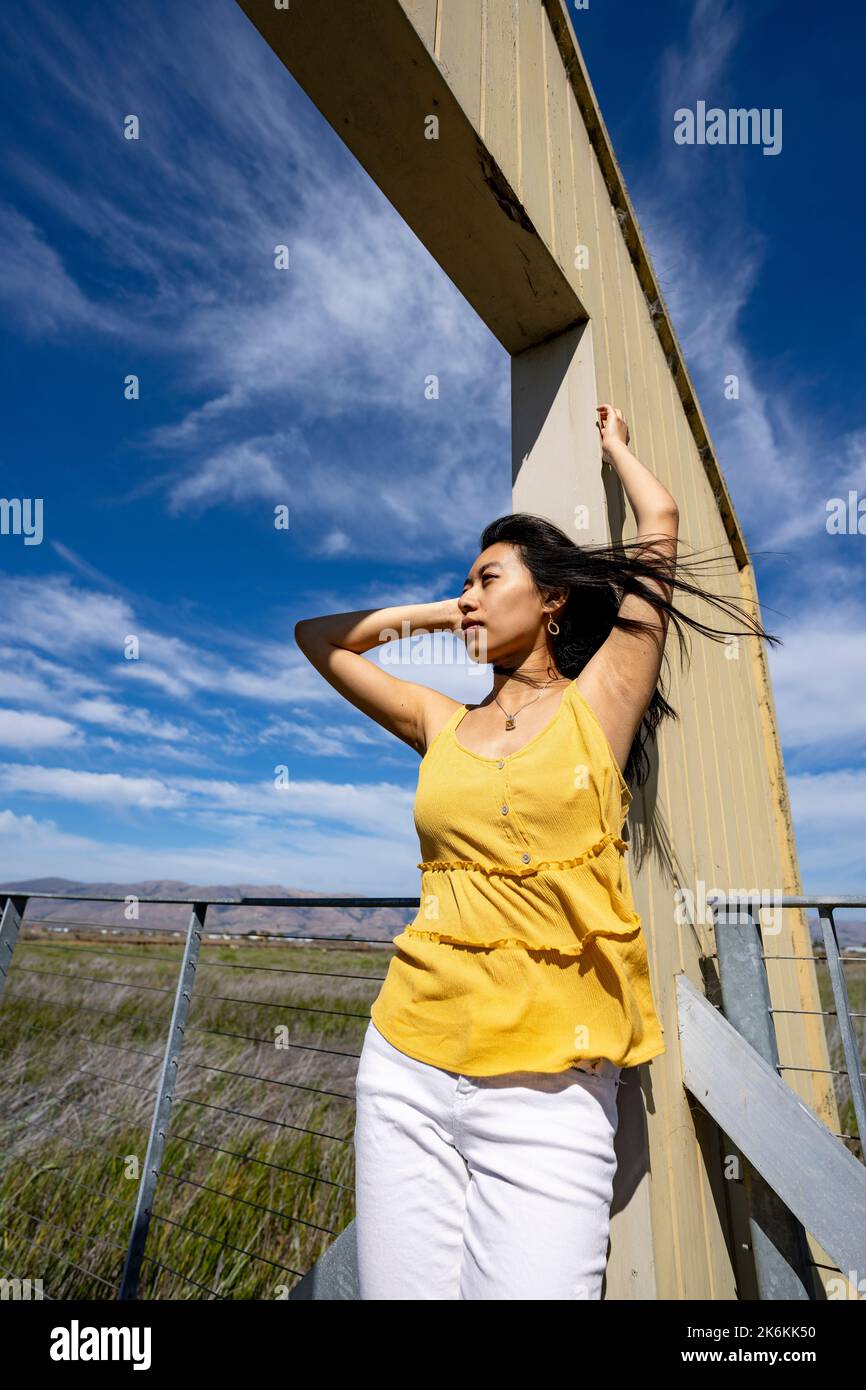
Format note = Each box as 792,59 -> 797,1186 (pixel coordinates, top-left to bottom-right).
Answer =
439,597 -> 466,635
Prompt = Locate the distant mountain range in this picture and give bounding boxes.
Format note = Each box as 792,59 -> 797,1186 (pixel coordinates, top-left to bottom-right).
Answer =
0,876 -> 413,943
2,876 -> 863,951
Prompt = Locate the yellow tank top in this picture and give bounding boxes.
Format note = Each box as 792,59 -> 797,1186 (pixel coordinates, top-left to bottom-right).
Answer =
370,678 -> 666,1075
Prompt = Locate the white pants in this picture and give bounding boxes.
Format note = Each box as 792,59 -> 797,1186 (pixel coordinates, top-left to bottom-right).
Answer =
353,1019 -> 621,1300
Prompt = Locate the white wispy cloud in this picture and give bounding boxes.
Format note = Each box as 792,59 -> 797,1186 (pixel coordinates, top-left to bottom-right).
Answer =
172,773 -> 415,834
785,767 -> 866,891
69,698 -> 189,743
0,574 -> 316,708
0,709 -> 80,749
256,715 -> 384,758
165,433 -> 304,513
0,764 -> 184,809
767,602 -> 866,755
0,201 -> 117,338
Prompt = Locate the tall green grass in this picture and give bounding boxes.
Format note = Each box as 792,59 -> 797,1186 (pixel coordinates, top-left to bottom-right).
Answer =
0,934 -> 388,1299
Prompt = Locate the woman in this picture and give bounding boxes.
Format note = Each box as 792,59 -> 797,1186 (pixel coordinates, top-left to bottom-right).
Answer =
294,404 -> 780,1300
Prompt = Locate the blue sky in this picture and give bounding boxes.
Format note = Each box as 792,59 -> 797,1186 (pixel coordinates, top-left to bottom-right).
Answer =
0,0 -> 863,896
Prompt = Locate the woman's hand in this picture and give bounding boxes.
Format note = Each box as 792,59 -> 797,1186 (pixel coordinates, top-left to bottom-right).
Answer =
439,597 -> 466,636
596,403 -> 631,465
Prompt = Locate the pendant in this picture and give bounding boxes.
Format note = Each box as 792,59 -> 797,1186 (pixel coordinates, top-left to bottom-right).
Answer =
505,716 -> 516,730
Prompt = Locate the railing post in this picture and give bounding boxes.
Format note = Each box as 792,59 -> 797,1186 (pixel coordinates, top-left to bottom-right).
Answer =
0,895 -> 28,1004
118,901 -> 207,1300
708,892 -> 818,1300
817,905 -> 866,1145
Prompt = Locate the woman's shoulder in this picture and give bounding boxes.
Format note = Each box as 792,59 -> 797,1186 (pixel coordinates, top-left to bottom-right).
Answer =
419,692 -> 466,760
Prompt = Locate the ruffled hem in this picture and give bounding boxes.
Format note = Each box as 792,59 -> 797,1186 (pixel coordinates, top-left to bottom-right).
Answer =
398,920 -> 641,957
417,830 -> 627,880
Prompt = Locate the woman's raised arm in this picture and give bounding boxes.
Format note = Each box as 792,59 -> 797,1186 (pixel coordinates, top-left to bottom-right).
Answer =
294,599 -> 464,756
576,404 -> 680,771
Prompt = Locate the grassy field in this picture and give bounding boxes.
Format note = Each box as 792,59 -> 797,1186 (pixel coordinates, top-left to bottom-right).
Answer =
0,935 -> 862,1299
0,933 -> 389,1299
814,956 -> 866,1159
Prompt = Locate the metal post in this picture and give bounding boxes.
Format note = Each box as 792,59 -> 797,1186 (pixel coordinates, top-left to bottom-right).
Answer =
0,895 -> 28,1003
817,906 -> 866,1145
117,901 -> 207,1300
709,892 -> 819,1300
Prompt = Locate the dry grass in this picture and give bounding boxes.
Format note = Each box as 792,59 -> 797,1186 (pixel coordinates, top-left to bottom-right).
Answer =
0,934 -> 388,1299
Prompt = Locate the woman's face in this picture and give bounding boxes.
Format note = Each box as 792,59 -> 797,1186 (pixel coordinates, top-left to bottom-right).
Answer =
458,542 -> 554,666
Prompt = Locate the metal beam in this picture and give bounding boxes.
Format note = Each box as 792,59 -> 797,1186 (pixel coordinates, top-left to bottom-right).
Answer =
677,972 -> 866,1289
234,0 -> 587,353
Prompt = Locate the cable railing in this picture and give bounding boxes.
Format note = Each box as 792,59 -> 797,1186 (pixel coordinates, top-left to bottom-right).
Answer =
704,895 -> 866,1161
0,888 -> 863,1300
691,894 -> 866,1300
0,889 -> 415,1301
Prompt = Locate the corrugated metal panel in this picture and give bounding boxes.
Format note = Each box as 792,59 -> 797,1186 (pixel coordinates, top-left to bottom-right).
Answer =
617,266 -> 732,1296
439,0 -> 484,129
402,0 -> 438,52
543,9 -> 575,274
480,0 -> 519,187
515,0 -> 551,249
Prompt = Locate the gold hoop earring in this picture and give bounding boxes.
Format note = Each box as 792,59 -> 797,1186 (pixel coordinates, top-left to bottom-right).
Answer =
547,618 -> 560,635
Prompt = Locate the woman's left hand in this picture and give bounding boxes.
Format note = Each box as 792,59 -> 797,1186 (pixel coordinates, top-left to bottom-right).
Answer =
596,403 -> 630,464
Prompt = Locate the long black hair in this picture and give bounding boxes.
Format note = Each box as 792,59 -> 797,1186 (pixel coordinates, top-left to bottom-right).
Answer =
478,512 -> 782,791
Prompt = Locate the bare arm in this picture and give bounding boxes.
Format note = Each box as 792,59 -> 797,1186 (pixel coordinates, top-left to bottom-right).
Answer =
294,600 -> 464,756
576,405 -> 679,772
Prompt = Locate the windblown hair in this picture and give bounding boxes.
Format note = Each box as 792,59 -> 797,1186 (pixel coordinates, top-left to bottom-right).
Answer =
478,512 -> 782,791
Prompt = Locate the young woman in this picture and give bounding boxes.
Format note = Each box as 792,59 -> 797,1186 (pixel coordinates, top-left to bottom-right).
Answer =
294,404 -> 780,1300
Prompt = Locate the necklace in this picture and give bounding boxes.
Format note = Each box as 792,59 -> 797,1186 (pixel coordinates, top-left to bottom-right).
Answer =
493,676 -> 568,730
